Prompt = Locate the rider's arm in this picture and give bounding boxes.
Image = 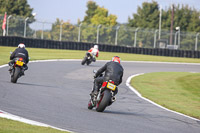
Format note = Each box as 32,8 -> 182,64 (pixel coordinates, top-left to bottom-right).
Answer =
26,51 -> 29,63
119,73 -> 123,85
96,51 -> 99,57
10,50 -> 16,60
95,63 -> 107,78
88,48 -> 92,53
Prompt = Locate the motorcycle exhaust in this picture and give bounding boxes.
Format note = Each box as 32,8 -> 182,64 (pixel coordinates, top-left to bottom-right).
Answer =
111,96 -> 116,102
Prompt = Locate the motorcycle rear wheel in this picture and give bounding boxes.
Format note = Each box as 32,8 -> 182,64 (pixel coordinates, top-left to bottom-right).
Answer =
96,90 -> 111,112
11,67 -> 20,83
86,60 -> 91,65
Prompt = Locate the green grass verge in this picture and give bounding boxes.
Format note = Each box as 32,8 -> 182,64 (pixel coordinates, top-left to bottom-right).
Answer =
131,72 -> 200,119
1,46 -> 200,65
0,117 -> 68,133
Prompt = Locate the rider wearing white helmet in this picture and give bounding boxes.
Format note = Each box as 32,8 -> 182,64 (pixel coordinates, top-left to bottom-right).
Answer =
18,43 -> 25,48
87,45 -> 99,62
8,43 -> 29,74
94,45 -> 98,49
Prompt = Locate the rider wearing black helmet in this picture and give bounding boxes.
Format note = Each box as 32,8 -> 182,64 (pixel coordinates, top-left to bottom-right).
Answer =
91,56 -> 124,96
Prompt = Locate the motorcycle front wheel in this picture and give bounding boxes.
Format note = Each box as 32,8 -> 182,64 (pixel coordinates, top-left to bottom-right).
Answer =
81,57 -> 87,65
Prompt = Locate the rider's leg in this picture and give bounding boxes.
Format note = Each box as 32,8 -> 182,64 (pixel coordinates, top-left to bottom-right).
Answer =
8,60 -> 15,71
91,77 -> 104,96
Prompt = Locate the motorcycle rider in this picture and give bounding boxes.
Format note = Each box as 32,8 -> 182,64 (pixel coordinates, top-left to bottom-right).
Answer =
87,45 -> 99,62
91,56 -> 124,96
8,43 -> 29,75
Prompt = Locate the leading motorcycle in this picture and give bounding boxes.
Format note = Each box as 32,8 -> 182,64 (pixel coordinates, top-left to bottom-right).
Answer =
10,57 -> 26,83
88,70 -> 117,112
81,52 -> 96,65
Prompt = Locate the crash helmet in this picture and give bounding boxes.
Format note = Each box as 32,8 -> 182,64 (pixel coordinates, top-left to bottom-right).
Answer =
18,43 -> 25,48
94,45 -> 98,49
112,56 -> 121,64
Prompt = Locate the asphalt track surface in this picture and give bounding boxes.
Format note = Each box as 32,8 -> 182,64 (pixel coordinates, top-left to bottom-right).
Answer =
0,60 -> 200,133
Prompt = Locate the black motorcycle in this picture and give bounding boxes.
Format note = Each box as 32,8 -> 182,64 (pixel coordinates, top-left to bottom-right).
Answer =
10,57 -> 26,83
81,52 -> 95,65
88,70 -> 117,112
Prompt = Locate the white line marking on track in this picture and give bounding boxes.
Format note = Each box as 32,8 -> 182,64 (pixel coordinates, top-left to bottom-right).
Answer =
126,73 -> 200,122
0,110 -> 73,132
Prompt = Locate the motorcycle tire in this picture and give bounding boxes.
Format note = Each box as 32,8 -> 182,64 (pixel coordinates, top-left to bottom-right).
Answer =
96,90 -> 111,112
81,57 -> 87,65
86,60 -> 91,65
11,67 -> 20,83
88,99 -> 93,110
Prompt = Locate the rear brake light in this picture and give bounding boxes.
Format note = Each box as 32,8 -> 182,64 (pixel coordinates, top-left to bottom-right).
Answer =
19,58 -> 23,61
102,82 -> 107,87
110,81 -> 114,84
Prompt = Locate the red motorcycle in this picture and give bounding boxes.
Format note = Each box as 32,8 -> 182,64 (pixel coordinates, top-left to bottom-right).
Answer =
88,71 -> 117,112
10,57 -> 26,83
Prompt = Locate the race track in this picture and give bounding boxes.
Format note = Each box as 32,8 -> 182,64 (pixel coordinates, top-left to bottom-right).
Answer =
0,60 -> 200,133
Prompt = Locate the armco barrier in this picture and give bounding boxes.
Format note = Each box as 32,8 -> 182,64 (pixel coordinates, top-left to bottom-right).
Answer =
0,36 -> 199,58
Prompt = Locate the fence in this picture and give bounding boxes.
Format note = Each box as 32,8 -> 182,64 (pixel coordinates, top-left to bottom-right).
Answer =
0,15 -> 199,51
0,36 -> 200,58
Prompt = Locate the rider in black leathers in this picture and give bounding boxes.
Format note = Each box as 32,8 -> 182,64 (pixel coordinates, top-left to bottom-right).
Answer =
91,56 -> 124,96
8,43 -> 29,74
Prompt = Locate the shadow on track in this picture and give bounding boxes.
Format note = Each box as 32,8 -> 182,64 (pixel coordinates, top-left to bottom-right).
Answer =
81,64 -> 101,68
103,110 -> 143,116
16,82 -> 57,88
104,110 -> 200,126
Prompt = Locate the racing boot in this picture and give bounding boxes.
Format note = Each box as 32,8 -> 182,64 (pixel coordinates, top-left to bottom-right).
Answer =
90,90 -> 98,102
8,64 -> 13,72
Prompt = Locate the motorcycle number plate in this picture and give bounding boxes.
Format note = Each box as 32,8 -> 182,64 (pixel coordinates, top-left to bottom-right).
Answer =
16,61 -> 23,66
107,82 -> 116,91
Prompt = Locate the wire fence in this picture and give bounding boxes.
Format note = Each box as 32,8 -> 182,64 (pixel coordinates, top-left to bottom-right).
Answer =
0,15 -> 199,51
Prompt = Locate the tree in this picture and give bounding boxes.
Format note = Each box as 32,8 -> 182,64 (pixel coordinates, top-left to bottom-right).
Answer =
173,5 -> 193,31
83,1 -> 98,24
128,1 -> 159,29
0,0 -> 33,17
91,6 -> 117,26
186,9 -> 200,32
81,1 -> 118,44
51,18 -> 78,41
0,0 -> 34,36
83,1 -> 117,26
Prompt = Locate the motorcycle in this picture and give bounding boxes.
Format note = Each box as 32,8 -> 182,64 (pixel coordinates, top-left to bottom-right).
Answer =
88,70 -> 117,112
81,52 -> 96,65
10,57 -> 26,83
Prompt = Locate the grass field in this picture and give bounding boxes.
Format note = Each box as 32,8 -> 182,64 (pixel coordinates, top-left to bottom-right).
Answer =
0,117 -> 68,133
1,46 -> 200,65
131,72 -> 200,119
0,46 -> 200,132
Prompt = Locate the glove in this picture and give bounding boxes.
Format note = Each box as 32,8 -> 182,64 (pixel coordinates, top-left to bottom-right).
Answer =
93,74 -> 97,79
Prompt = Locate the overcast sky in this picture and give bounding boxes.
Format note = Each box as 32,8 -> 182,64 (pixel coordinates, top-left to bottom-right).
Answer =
27,0 -> 200,24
